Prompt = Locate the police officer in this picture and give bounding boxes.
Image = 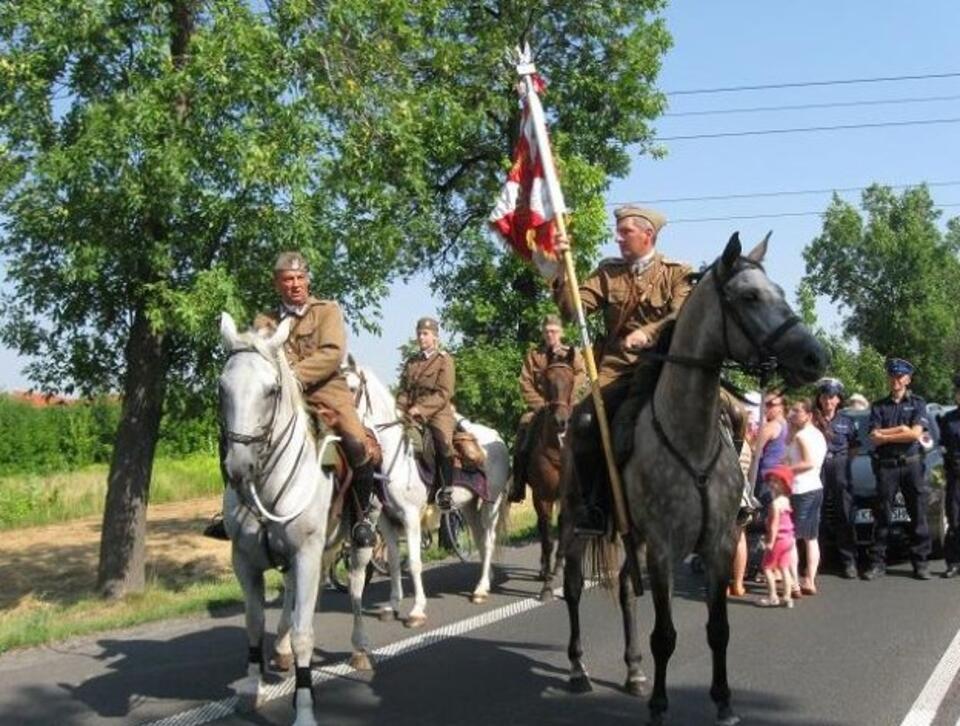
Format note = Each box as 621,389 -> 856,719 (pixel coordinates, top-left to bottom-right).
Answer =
509,314 -> 586,503
864,358 -> 931,580
814,378 -> 860,579
204,252 -> 377,546
396,317 -> 456,504
553,206 -> 694,534
939,373 -> 960,578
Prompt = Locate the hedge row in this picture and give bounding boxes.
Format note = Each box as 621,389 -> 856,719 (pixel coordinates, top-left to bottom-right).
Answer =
0,395 -> 217,476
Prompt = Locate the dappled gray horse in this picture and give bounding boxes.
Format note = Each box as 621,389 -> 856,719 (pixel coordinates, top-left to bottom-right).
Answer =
560,233 -> 827,725
219,313 -> 373,726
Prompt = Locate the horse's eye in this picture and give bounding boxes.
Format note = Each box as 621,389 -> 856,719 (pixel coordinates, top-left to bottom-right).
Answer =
742,291 -> 760,303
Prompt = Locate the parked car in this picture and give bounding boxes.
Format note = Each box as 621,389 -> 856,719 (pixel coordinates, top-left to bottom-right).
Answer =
820,403 -> 950,562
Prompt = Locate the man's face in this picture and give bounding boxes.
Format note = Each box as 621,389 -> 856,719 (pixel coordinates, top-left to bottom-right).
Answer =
615,217 -> 655,263
274,269 -> 309,307
542,324 -> 563,349
417,328 -> 437,352
888,372 -> 911,396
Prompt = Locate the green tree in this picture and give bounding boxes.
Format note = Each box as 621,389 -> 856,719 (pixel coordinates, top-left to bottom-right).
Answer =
1,0 -> 669,597
802,184 -> 960,403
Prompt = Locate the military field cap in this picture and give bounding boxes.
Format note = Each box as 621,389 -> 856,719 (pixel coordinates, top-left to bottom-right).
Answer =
816,377 -> 845,397
416,316 -> 439,334
274,251 -> 308,272
885,357 -> 915,376
541,313 -> 563,329
614,205 -> 667,233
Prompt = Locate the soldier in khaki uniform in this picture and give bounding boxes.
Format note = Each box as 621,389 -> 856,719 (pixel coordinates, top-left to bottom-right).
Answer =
553,206 -> 694,534
396,317 -> 456,502
508,314 -> 586,503
253,252 -> 377,547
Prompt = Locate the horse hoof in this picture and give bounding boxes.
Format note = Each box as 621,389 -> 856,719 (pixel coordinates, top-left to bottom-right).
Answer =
569,675 -> 593,693
405,614 -> 427,629
269,652 -> 294,672
378,608 -> 397,622
625,674 -> 648,697
470,592 -> 488,604
235,678 -> 265,712
349,651 -> 375,671
538,587 -> 554,602
717,707 -> 741,726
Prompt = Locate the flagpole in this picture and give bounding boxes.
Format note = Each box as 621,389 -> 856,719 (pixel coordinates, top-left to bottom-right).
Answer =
515,47 -> 641,593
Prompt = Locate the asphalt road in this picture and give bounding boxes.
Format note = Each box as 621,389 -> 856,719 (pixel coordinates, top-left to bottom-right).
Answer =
2,542 -> 960,726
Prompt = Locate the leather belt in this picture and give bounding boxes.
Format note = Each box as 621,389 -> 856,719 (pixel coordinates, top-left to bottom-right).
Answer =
875,454 -> 922,468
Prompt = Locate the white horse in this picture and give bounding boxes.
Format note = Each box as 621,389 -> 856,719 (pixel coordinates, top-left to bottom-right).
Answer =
219,313 -> 374,726
345,362 -> 511,627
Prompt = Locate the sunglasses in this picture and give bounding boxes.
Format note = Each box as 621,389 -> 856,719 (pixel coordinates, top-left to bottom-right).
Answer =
764,400 -> 783,408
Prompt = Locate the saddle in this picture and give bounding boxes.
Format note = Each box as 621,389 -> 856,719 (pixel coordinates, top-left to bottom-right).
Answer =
406,423 -> 494,502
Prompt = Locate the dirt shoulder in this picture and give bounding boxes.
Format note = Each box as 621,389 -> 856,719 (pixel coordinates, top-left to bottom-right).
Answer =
0,496 -> 228,613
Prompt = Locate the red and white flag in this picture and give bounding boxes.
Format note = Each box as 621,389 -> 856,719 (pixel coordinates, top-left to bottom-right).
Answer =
488,75 -> 558,262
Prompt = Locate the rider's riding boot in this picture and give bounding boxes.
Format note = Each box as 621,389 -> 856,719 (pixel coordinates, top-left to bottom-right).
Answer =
350,462 -> 377,548
509,449 -> 527,503
436,454 -> 455,509
203,514 -> 230,541
571,449 -> 606,538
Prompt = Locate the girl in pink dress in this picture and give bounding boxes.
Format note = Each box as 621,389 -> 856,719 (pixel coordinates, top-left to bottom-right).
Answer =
758,464 -> 797,608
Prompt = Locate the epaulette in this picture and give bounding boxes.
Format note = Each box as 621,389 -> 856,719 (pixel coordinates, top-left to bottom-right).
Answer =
660,257 -> 690,267
598,257 -> 626,267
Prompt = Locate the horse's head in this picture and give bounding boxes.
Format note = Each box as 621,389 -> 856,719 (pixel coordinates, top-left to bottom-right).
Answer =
710,232 -> 828,387
543,346 -> 578,435
218,312 -> 293,484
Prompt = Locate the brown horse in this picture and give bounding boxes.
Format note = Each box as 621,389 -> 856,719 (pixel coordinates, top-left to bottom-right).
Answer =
523,347 -> 579,597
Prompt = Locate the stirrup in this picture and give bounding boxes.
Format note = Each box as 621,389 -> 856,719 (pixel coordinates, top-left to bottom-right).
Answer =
436,487 -> 454,510
202,514 -> 229,541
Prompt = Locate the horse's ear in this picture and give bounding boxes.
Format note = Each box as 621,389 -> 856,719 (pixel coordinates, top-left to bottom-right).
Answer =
220,312 -> 239,350
746,230 -> 771,263
265,316 -> 293,350
720,232 -> 741,274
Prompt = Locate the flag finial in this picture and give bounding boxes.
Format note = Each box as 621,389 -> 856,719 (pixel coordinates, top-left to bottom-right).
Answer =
515,43 -> 535,76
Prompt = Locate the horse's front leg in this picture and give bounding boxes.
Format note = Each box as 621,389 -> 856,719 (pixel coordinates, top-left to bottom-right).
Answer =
402,509 -> 428,628
563,534 -> 592,693
290,541 -> 323,726
619,551 -> 647,697
270,570 -> 296,673
704,536 -> 740,726
647,546 -> 677,726
231,545 -> 267,712
534,494 -> 554,581
348,541 -> 375,671
540,508 -> 563,601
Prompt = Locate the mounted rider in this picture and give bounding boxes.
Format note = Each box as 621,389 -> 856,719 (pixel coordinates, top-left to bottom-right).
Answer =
508,313 -> 586,503
396,317 -> 457,505
250,251 -> 377,548
552,206 -> 695,535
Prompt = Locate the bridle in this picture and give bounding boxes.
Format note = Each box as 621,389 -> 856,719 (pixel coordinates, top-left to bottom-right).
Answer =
221,346 -> 310,523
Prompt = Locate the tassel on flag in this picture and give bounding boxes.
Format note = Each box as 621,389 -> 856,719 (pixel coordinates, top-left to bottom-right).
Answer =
488,74 -> 559,262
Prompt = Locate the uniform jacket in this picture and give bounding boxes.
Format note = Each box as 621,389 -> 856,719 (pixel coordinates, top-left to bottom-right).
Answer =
253,297 -> 346,390
396,350 -> 456,421
519,344 -> 586,410
868,393 -> 928,459
553,252 -> 693,384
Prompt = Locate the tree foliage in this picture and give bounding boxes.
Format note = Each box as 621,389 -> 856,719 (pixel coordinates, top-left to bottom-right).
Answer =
0,0 -> 671,595
802,185 -> 960,402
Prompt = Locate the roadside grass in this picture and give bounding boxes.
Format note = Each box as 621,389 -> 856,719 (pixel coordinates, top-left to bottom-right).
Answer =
0,454 -> 221,530
0,497 -> 550,655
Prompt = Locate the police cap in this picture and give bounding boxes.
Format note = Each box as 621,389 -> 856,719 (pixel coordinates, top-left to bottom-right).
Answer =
816,377 -> 845,397
613,206 -> 667,233
274,251 -> 308,273
416,317 -> 439,334
885,358 -> 915,377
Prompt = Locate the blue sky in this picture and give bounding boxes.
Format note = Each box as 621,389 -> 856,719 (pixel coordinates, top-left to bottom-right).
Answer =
2,2 -> 959,391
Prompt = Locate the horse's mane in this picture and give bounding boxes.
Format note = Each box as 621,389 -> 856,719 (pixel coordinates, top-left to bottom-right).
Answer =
231,328 -> 309,421
356,364 -> 396,423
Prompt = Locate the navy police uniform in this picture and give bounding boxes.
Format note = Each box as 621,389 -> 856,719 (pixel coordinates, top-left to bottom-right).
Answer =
820,397 -> 860,570
867,359 -> 931,572
939,374 -> 960,575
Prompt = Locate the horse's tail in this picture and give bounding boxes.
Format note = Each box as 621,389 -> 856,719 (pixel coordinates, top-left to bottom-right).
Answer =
584,534 -> 622,592
494,480 -> 512,553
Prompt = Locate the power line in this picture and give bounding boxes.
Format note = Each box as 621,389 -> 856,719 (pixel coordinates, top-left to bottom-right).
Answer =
668,71 -> 960,96
666,202 -> 960,225
610,180 -> 960,207
665,94 -> 960,117
656,117 -> 960,141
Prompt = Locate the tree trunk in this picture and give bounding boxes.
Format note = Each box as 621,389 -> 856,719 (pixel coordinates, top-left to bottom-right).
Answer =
97,307 -> 169,599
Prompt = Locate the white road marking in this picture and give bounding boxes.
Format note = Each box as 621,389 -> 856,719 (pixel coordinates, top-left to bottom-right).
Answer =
141,586 -> 578,726
901,621 -> 960,726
